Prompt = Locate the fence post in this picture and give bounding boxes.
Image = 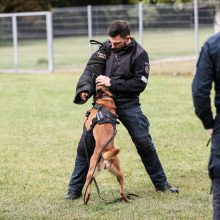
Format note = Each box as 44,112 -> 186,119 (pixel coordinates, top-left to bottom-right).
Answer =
12,14 -> 18,72
138,2 -> 143,46
214,11 -> 220,33
194,0 -> 199,59
46,12 -> 54,72
87,5 -> 92,55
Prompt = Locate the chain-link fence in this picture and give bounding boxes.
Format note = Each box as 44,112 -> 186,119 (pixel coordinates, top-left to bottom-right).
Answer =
0,2 -> 219,73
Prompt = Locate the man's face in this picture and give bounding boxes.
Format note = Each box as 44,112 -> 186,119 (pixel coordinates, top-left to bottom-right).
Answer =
109,35 -> 130,51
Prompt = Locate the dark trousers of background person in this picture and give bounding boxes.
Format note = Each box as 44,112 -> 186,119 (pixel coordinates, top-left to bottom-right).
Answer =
209,116 -> 220,220
67,106 -> 168,194
212,179 -> 220,220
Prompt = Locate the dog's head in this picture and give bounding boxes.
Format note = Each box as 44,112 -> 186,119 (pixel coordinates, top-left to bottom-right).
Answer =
95,84 -> 116,111
95,85 -> 113,98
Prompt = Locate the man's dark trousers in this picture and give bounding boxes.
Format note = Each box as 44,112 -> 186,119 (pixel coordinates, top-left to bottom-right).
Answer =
68,106 -> 167,193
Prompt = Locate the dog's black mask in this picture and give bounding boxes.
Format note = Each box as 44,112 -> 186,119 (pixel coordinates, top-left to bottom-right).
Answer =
96,88 -> 104,98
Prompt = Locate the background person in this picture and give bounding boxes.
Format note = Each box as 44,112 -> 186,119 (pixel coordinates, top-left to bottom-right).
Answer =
192,31 -> 220,220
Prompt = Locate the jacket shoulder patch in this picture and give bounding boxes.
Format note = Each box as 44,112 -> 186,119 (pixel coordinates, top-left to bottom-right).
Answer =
145,62 -> 149,74
97,52 -> 107,60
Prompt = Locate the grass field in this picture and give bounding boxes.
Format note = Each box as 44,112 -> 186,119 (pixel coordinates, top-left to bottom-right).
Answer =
0,72 -> 213,219
0,27 -> 214,71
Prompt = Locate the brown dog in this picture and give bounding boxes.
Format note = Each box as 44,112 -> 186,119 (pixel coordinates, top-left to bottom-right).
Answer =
83,85 -> 128,205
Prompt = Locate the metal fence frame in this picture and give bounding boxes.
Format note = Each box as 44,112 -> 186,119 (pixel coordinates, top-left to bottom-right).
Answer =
0,11 -> 53,73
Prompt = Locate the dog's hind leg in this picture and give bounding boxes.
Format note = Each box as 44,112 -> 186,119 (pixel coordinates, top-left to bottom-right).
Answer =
116,172 -> 129,202
109,158 -> 129,203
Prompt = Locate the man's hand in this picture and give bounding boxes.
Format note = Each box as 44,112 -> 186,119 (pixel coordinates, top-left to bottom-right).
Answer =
80,91 -> 89,101
207,128 -> 213,136
96,75 -> 111,87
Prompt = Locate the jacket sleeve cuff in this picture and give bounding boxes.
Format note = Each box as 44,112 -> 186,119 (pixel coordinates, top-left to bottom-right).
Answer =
199,112 -> 214,129
73,85 -> 92,104
202,120 -> 214,129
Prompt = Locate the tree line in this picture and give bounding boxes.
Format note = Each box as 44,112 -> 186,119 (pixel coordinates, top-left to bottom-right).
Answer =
0,0 -> 218,13
0,0 -> 190,13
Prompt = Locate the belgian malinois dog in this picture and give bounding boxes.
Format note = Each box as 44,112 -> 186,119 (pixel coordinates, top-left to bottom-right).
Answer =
83,85 -> 129,205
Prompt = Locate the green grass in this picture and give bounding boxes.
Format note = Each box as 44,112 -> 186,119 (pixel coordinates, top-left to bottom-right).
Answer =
0,73 -> 213,219
0,27 -> 214,70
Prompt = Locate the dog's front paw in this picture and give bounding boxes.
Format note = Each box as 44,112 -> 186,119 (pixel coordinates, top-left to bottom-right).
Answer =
84,193 -> 90,205
121,193 -> 130,203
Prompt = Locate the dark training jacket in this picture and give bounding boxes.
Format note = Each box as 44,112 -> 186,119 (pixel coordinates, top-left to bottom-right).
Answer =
192,32 -> 220,129
74,38 -> 149,108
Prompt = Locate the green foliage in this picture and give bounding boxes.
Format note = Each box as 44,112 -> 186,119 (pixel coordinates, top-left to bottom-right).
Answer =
130,0 -> 192,3
0,0 -> 49,12
0,0 -> 131,13
1,0 -> 219,13
0,0 -> 208,13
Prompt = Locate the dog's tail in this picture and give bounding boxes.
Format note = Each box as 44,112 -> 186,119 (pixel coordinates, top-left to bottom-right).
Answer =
102,148 -> 120,160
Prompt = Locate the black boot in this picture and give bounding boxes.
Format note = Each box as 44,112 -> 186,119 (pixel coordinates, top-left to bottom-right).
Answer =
64,190 -> 82,200
156,183 -> 179,193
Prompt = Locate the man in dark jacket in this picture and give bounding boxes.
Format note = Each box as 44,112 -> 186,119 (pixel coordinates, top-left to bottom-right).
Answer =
65,20 -> 178,200
192,31 -> 220,220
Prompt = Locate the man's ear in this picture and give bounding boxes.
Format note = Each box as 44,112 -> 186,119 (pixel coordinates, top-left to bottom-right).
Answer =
125,36 -> 131,45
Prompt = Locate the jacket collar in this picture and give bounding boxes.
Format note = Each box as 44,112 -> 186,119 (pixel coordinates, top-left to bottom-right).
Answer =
107,37 -> 136,53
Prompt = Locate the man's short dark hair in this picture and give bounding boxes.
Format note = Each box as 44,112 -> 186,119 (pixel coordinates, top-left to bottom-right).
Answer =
108,20 -> 130,38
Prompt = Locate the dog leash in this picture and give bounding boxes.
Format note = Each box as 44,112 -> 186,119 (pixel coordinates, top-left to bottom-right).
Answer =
105,193 -> 139,205
89,39 -> 103,46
